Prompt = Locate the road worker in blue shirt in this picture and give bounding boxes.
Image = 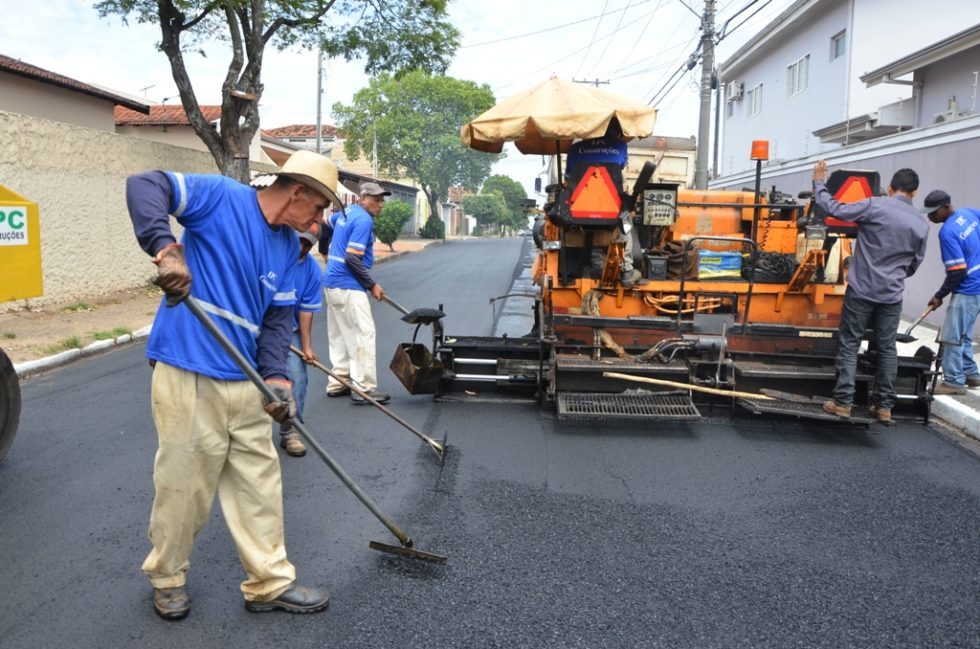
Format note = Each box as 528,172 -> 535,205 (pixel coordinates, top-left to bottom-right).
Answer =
126,150 -> 337,620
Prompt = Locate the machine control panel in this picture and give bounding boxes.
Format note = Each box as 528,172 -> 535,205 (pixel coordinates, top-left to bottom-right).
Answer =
639,184 -> 679,226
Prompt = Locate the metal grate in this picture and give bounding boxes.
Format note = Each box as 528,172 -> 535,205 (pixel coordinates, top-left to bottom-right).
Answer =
557,391 -> 701,421
737,398 -> 872,424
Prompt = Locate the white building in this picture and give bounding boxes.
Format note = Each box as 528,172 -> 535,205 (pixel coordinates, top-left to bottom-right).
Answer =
717,0 -> 980,175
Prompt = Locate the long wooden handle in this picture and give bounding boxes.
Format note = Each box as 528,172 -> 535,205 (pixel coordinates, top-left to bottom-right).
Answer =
603,371 -> 776,400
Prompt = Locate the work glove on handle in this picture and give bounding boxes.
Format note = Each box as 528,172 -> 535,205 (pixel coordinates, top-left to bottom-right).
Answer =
152,243 -> 192,307
263,379 -> 296,424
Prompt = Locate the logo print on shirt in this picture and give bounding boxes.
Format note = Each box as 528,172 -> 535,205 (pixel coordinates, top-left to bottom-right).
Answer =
259,272 -> 278,292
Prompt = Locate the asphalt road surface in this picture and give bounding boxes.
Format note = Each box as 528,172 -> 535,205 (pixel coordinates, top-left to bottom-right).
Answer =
2,238 -> 980,649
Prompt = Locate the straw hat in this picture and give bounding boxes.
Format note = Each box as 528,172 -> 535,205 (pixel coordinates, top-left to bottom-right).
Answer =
275,150 -> 341,206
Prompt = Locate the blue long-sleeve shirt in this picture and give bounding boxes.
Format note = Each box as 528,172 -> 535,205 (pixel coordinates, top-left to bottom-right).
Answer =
813,180 -> 929,304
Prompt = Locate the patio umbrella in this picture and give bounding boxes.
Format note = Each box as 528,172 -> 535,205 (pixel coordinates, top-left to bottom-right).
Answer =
460,76 -> 657,155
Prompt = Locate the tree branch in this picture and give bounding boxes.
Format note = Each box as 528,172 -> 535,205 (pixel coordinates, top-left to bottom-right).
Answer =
182,0 -> 224,31
262,0 -> 337,45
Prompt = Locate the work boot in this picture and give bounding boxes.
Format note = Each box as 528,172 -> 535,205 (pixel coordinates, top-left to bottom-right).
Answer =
934,382 -> 968,396
966,376 -> 980,388
869,406 -> 894,426
245,585 -> 330,615
621,269 -> 644,287
326,385 -> 351,397
351,390 -> 390,405
822,400 -> 851,418
279,433 -> 306,457
153,586 -> 190,621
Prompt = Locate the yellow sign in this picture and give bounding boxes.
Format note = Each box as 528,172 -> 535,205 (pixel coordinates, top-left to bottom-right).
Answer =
0,184 -> 43,302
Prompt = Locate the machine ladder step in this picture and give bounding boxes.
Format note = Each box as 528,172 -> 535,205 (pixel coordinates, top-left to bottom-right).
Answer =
556,391 -> 701,421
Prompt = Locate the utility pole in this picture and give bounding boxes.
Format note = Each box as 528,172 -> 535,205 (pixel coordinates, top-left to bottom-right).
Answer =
315,50 -> 323,154
694,0 -> 716,189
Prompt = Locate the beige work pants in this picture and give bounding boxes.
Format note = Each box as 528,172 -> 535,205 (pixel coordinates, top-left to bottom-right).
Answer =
142,362 -> 296,601
325,287 -> 378,392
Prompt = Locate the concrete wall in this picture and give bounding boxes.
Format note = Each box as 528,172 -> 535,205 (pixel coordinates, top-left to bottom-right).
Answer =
0,109 -> 220,309
0,72 -> 115,132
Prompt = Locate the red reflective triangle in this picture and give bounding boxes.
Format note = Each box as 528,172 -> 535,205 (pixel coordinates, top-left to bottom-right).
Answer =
569,166 -> 622,219
834,176 -> 873,203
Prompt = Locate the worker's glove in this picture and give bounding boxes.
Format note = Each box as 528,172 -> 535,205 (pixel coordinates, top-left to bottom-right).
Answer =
263,379 -> 296,424
151,243 -> 191,307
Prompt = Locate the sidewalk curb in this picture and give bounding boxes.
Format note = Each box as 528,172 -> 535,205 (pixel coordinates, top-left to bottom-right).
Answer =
14,325 -> 152,378
931,395 -> 980,443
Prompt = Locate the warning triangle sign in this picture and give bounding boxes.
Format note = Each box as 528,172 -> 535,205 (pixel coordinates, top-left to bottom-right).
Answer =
569,166 -> 622,220
834,176 -> 873,203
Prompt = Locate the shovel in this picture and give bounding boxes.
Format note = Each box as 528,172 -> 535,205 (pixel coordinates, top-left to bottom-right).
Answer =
896,306 -> 934,344
381,295 -> 445,326
183,295 -> 447,564
290,345 -> 447,464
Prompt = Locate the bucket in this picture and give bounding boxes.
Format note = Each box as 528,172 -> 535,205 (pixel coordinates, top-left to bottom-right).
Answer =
390,343 -> 444,395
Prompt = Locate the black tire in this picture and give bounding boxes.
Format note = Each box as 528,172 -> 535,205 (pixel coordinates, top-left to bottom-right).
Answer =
0,347 -> 20,464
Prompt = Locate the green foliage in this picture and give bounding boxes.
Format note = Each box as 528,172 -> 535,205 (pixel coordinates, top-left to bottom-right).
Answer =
91,327 -> 133,341
64,302 -> 93,313
419,216 -> 446,240
332,71 -> 499,219
374,200 -> 414,250
462,193 -> 509,231
42,336 -> 83,354
94,1 -> 458,179
2,332 -> 15,340
481,175 -> 528,228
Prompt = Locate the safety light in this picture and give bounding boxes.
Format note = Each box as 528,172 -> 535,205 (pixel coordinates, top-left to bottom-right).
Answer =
750,140 -> 769,161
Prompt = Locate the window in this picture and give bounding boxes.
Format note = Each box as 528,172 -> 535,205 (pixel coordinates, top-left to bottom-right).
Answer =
747,83 -> 763,116
787,54 -> 810,96
831,30 -> 846,60
726,100 -> 734,118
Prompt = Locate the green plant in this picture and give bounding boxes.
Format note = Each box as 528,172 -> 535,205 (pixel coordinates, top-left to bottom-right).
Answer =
2,332 -> 15,340
64,302 -> 93,313
41,336 -> 84,355
419,215 -> 446,239
92,327 -> 132,341
375,200 -> 414,250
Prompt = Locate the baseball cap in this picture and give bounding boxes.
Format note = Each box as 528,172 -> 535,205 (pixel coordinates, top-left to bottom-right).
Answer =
921,189 -> 951,214
360,181 -> 391,197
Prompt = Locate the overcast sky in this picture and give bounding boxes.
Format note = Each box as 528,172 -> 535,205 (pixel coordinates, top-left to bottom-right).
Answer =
1,0 -> 795,194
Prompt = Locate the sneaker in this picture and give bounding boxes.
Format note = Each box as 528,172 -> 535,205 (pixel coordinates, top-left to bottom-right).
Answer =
245,585 -> 330,615
279,433 -> 306,457
967,377 -> 980,388
326,386 -> 351,397
934,382 -> 968,396
351,390 -> 390,405
869,406 -> 894,426
822,400 -> 851,418
153,586 -> 190,621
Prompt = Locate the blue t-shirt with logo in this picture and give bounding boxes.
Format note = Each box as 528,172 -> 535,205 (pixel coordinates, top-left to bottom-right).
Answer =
324,204 -> 374,291
146,172 -> 299,380
567,135 -> 628,168
294,252 -> 323,329
939,207 -> 980,295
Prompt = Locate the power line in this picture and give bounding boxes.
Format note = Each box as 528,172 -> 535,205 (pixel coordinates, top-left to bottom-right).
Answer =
585,0 -> 633,78
575,0 -> 611,77
610,0 -> 665,74
461,0 -> 653,48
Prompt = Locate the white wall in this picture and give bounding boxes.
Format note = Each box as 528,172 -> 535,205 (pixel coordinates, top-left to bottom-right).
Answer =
0,109 -> 221,308
0,72 -> 115,131
915,48 -> 980,126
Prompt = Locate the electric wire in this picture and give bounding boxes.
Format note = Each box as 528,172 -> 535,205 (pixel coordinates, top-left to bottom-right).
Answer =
584,0 -> 634,78
460,0 -> 653,48
575,0 -> 612,77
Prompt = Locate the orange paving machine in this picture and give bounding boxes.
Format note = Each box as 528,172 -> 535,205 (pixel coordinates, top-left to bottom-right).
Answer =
395,143 -> 935,426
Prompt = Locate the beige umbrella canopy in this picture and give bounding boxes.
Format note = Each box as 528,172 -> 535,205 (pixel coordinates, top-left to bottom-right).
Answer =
460,76 -> 657,155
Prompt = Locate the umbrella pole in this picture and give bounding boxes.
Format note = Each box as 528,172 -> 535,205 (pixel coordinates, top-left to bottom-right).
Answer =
556,140 -> 562,183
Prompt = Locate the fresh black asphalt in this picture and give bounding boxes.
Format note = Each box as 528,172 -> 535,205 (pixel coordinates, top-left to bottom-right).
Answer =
2,238 -> 979,648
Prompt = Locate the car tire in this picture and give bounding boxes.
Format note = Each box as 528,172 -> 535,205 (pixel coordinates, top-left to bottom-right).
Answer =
0,347 -> 21,464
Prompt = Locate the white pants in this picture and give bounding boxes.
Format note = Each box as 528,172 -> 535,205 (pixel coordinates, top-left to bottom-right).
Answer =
325,287 -> 378,392
142,362 -> 296,601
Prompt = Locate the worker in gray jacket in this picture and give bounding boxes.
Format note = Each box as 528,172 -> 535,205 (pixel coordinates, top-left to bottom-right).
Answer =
812,160 -> 929,424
